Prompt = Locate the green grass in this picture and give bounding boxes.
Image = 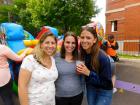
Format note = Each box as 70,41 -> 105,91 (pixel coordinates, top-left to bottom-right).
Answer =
118,54 -> 140,59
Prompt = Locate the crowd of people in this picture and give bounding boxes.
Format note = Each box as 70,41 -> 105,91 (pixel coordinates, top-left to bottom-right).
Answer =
0,23 -> 119,105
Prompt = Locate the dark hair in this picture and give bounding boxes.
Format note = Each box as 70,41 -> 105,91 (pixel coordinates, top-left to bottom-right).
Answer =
60,31 -> 78,60
0,33 -> 6,45
80,26 -> 100,72
108,34 -> 114,40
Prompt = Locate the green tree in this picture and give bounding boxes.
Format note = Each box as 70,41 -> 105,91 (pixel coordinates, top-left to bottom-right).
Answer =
47,0 -> 99,34
12,0 -> 57,35
0,4 -> 13,23
1,0 -> 99,35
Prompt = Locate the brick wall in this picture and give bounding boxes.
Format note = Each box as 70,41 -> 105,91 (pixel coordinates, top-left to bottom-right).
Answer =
106,0 -> 140,55
106,0 -> 125,10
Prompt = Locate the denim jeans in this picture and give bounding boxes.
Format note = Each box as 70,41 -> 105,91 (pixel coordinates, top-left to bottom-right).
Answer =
86,85 -> 113,105
0,79 -> 15,105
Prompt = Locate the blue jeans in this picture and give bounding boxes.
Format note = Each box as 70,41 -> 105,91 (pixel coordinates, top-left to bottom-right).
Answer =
86,85 -> 113,105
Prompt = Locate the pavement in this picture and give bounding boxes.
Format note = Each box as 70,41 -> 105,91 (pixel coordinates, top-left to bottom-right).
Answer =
112,58 -> 140,105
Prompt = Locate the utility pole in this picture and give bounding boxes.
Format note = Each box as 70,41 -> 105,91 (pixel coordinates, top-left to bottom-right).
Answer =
4,0 -> 11,22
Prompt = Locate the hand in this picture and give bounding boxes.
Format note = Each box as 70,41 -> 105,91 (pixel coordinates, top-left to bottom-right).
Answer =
76,63 -> 90,76
24,48 -> 33,55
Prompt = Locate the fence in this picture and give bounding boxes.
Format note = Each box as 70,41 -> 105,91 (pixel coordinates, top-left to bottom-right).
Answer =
115,35 -> 140,56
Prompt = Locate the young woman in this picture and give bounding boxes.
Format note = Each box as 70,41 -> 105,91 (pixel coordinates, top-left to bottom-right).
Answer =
18,32 -> 58,105
0,43 -> 29,105
55,31 -> 83,105
77,26 -> 113,105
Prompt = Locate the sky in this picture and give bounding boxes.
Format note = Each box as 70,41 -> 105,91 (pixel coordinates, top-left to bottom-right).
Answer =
95,0 -> 106,30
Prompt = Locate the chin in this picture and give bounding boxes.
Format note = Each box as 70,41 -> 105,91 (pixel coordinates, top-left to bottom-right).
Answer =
82,46 -> 88,50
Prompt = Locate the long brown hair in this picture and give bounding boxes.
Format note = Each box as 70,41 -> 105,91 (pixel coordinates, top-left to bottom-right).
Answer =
33,32 -> 57,63
80,26 -> 100,72
60,31 -> 78,60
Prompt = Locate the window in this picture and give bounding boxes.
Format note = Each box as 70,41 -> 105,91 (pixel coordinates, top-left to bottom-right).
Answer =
111,21 -> 118,32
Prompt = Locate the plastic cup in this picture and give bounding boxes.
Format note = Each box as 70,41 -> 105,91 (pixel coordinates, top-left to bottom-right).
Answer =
76,60 -> 84,74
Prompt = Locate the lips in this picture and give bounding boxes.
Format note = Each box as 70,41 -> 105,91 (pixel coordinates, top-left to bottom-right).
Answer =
65,46 -> 75,51
81,43 -> 88,47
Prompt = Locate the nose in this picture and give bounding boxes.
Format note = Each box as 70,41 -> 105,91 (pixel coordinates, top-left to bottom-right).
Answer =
69,43 -> 73,47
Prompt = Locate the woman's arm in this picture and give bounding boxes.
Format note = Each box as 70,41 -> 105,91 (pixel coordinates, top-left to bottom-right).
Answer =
18,68 -> 31,105
4,46 -> 30,61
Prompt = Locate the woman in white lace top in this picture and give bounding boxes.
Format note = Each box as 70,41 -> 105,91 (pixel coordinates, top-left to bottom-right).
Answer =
18,32 -> 58,105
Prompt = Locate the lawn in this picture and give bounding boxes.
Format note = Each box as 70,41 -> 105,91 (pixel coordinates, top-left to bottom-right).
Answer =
118,54 -> 140,59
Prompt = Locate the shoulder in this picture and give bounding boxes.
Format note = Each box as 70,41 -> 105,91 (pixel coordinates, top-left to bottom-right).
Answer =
0,45 -> 9,50
98,50 -> 110,62
54,52 -> 61,58
0,45 -> 13,55
23,54 -> 35,62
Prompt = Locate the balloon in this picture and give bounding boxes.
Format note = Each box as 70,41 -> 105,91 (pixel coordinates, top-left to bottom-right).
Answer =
17,48 -> 33,55
86,21 -> 105,41
23,40 -> 38,47
36,26 -> 59,39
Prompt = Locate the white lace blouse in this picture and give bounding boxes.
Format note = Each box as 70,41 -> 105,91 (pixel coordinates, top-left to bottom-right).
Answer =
21,55 -> 58,105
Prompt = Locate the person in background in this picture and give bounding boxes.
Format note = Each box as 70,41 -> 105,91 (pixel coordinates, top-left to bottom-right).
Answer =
77,26 -> 113,105
0,43 -> 29,105
100,36 -> 117,93
109,56 -> 117,93
55,31 -> 83,105
102,34 -> 119,62
18,32 -> 58,105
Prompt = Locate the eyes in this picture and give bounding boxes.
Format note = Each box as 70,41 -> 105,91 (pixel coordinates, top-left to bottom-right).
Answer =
65,41 -> 76,45
80,36 -> 92,40
44,41 -> 56,45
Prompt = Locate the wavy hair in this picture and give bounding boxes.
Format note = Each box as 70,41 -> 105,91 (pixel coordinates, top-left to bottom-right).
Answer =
33,32 -> 57,63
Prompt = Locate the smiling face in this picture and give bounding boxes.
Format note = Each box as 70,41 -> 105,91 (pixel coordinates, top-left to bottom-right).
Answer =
41,36 -> 57,56
64,36 -> 76,54
80,30 -> 97,53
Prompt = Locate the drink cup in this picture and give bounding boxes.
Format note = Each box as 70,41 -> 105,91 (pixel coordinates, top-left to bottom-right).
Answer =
76,60 -> 84,74
76,60 -> 84,66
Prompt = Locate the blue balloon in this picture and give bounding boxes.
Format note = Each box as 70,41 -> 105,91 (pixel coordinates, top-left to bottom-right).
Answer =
7,40 -> 26,53
1,23 -> 24,41
45,26 -> 58,38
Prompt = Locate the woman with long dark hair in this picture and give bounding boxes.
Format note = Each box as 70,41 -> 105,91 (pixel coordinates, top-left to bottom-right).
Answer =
77,26 -> 113,105
55,31 -> 83,105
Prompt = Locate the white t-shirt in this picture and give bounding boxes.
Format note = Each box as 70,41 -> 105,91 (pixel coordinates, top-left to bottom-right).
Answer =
21,55 -> 58,105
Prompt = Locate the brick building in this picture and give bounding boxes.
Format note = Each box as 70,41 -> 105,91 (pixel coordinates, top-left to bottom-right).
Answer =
106,0 -> 140,55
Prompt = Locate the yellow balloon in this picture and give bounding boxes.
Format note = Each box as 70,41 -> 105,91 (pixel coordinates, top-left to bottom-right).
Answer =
23,40 -> 32,47
32,40 -> 38,46
23,40 -> 38,47
17,48 -> 33,55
